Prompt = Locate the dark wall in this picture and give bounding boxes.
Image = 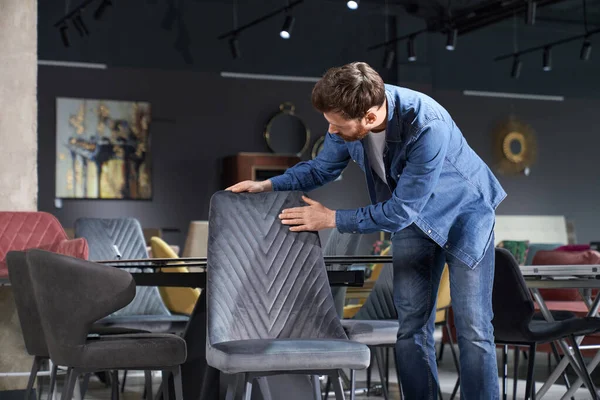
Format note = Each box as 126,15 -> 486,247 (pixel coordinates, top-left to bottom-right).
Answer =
37,1 -> 600,248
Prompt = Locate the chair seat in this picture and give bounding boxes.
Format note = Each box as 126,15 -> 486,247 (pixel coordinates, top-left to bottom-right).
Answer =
94,314 -> 189,333
527,317 -> 600,343
72,333 -> 186,371
208,339 -> 371,374
341,320 -> 399,346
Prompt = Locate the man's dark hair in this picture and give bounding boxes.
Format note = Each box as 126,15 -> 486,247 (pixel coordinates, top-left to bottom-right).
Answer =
311,62 -> 385,120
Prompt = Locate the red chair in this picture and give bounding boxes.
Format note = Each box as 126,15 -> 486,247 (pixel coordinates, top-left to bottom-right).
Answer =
0,212 -> 88,278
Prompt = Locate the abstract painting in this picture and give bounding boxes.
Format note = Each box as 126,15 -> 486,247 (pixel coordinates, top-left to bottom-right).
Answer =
55,98 -> 152,200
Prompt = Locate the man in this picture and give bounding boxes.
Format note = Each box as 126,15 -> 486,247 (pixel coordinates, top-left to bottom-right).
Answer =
227,61 -> 506,399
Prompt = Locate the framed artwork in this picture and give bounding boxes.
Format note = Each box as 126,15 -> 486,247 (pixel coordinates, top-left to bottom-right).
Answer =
55,97 -> 152,200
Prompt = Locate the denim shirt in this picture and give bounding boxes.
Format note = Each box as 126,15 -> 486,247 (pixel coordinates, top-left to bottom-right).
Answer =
270,84 -> 507,268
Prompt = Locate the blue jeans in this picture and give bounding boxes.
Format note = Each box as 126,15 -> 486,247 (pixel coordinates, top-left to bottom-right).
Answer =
393,224 -> 498,400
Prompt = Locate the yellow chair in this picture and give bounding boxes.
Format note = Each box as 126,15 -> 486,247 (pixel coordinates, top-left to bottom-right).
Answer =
435,265 -> 451,324
150,237 -> 200,316
343,246 -> 392,319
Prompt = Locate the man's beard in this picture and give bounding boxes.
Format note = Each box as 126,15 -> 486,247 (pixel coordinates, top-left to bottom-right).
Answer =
338,129 -> 369,142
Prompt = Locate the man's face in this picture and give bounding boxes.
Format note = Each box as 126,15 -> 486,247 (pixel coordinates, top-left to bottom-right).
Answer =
323,111 -> 369,142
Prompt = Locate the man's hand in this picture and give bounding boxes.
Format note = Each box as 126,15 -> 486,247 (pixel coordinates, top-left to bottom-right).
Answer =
226,180 -> 273,193
279,196 -> 336,232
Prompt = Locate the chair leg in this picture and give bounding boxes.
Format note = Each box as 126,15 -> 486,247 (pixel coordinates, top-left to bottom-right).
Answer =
111,370 -> 120,400
143,370 -> 153,400
47,363 -> 58,400
366,356 -> 372,396
61,369 -> 80,400
374,348 -> 389,400
312,375 -> 322,400
502,345 -> 508,400
323,376 -> 331,400
80,373 -> 91,398
568,335 -> 599,400
120,370 -> 128,393
449,377 -> 460,400
438,342 -> 445,362
331,371 -> 345,400
513,347 -> 520,400
161,370 -> 170,400
524,344 -> 536,400
225,374 -> 239,400
384,349 -> 390,391
437,384 -> 444,400
26,356 -> 42,400
171,366 -> 183,400
349,370 -> 356,400
393,346 -> 403,400
242,374 -> 253,400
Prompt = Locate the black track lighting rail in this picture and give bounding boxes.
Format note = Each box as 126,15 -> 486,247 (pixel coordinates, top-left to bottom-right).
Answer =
367,28 -> 428,51
53,0 -> 98,27
494,27 -> 600,61
217,0 -> 304,40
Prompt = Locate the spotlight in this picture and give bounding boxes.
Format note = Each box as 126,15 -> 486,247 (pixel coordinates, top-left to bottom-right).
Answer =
581,39 -> 592,61
59,24 -> 69,47
511,56 -> 522,79
280,15 -> 295,39
229,36 -> 241,59
407,36 -> 417,62
73,14 -> 89,36
384,47 -> 395,69
94,0 -> 112,21
446,29 -> 457,51
347,0 -> 359,10
526,0 -> 536,25
543,47 -> 552,71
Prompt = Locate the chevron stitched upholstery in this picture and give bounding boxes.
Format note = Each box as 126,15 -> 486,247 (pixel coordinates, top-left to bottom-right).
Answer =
353,264 -> 396,320
74,218 -> 170,316
0,212 -> 88,278
206,191 -> 370,373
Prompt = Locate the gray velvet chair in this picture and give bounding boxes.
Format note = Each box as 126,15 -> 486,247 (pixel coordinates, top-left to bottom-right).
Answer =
6,250 -> 149,400
206,191 -> 370,400
25,249 -> 187,400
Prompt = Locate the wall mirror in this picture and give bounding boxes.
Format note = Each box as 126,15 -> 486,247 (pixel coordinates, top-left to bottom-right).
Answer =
264,102 -> 310,156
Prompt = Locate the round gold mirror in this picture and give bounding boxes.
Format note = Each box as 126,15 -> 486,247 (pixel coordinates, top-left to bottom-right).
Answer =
493,117 -> 537,176
264,102 -> 310,156
311,136 -> 325,159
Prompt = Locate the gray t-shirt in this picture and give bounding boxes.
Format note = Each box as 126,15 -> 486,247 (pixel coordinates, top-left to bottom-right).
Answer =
366,130 -> 387,183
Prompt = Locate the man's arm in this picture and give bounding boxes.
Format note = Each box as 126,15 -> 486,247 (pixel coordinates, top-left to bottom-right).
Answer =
269,132 -> 351,192
335,119 -> 450,233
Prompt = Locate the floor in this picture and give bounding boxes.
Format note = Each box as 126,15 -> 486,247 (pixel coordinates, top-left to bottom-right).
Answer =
33,330 -> 599,399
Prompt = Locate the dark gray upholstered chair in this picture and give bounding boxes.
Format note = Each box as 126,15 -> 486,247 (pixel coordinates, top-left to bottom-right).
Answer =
25,249 -> 187,400
6,251 -> 149,400
322,230 -> 363,318
206,191 -> 371,400
74,217 -> 188,333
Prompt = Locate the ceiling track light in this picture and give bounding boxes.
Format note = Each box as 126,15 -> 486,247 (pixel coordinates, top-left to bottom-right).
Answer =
73,14 -> 90,37
581,38 -> 592,61
383,46 -> 396,69
511,56 -> 522,78
280,15 -> 295,39
526,0 -> 536,25
59,24 -> 70,47
217,0 -> 303,41
446,28 -> 457,51
229,36 -> 241,59
94,0 -> 112,21
347,0 -> 359,10
407,36 -> 417,62
543,47 -> 552,71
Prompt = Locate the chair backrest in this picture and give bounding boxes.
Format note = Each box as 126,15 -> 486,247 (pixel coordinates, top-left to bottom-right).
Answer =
206,191 -> 348,345
74,217 -> 171,316
0,212 -> 88,278
6,251 -> 48,357
354,262 -> 396,320
492,248 -> 535,342
435,266 -> 451,323
25,249 -> 135,366
322,230 -> 363,317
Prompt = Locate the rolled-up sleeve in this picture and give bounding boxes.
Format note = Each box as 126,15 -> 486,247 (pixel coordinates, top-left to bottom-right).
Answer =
336,119 -> 450,234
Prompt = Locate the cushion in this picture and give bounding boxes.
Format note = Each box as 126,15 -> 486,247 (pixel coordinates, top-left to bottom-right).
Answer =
341,320 -> 399,346
207,338 -> 371,374
77,333 -> 187,370
525,243 -> 562,266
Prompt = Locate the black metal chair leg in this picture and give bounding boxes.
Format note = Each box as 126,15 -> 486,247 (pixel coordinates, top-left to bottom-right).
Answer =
121,370 -> 128,393
502,345 -> 508,400
374,348 -> 389,400
312,375 -> 323,400
25,356 -> 42,400
47,363 -> 58,400
524,344 -> 536,400
111,370 -> 120,400
550,342 -> 575,400
568,335 -> 599,400
62,369 -> 80,400
324,376 -> 331,400
366,354 -> 372,396
350,370 -> 356,400
331,371 -> 346,400
513,347 -> 520,400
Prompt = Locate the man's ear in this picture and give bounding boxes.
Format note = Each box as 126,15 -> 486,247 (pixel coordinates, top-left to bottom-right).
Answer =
364,111 -> 377,125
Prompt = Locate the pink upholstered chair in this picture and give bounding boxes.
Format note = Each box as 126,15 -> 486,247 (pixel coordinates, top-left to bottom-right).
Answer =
0,212 -> 88,278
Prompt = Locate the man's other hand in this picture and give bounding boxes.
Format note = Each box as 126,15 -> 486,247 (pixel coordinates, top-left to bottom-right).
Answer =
226,180 -> 273,193
279,196 -> 336,232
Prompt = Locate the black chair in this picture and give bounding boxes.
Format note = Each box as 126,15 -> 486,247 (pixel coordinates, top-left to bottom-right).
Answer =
493,248 -> 600,400
25,249 -> 187,400
6,251 -> 150,400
